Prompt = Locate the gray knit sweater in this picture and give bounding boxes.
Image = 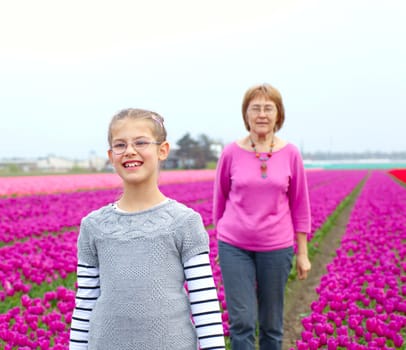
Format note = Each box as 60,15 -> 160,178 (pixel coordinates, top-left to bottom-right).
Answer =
77,199 -> 209,350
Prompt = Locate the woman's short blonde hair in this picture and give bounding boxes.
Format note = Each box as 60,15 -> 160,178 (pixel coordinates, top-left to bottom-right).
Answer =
241,83 -> 285,132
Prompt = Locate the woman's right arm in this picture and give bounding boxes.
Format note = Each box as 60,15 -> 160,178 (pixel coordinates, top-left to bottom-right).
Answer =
213,147 -> 232,226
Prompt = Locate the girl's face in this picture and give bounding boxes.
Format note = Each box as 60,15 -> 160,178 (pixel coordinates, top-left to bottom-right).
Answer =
107,118 -> 169,186
246,97 -> 278,136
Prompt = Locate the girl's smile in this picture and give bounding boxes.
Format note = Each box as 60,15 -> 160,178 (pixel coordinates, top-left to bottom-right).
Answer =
122,160 -> 143,168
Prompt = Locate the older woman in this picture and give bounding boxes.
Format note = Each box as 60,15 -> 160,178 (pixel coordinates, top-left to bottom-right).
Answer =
213,83 -> 311,350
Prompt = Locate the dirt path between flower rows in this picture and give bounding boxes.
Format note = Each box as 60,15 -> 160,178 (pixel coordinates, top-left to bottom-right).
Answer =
282,193 -> 360,350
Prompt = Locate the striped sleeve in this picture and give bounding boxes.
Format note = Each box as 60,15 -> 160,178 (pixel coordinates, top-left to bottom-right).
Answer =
184,253 -> 225,350
69,260 -> 101,350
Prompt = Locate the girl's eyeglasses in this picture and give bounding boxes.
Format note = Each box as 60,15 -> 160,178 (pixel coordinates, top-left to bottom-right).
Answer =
111,139 -> 162,155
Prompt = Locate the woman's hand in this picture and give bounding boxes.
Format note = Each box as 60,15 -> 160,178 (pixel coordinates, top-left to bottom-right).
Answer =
296,254 -> 311,280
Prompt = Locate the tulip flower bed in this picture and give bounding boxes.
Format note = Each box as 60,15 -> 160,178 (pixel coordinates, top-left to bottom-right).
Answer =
0,181 -> 214,243
0,169 -> 381,349
0,231 -> 78,300
389,169 -> 406,184
0,169 -> 216,197
295,171 -> 406,350
0,170 -> 366,244
306,170 -> 367,241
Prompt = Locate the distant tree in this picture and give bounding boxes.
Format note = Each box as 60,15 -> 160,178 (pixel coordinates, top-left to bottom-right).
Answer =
197,133 -> 218,164
175,132 -> 220,169
176,133 -> 199,168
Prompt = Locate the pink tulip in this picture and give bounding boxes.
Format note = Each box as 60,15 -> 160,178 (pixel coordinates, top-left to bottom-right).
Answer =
296,340 -> 310,350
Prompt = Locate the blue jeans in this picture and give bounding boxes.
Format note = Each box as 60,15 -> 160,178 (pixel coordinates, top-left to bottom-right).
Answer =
218,241 -> 293,350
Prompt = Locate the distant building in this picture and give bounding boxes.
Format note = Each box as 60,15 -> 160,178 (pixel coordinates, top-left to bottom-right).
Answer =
0,155 -> 110,174
36,156 -> 75,172
0,158 -> 38,172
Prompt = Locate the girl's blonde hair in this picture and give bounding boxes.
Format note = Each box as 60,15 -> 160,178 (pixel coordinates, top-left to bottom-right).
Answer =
108,108 -> 167,147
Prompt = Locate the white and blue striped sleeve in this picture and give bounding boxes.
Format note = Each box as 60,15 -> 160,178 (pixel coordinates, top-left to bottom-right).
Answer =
184,252 -> 226,350
69,260 -> 101,350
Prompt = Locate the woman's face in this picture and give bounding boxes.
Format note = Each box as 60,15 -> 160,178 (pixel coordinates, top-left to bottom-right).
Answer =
246,97 -> 278,136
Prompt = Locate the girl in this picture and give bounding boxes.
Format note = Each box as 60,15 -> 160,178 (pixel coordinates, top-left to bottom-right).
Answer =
69,108 -> 225,350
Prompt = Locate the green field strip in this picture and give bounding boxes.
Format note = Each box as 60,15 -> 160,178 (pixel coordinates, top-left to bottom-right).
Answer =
288,173 -> 368,282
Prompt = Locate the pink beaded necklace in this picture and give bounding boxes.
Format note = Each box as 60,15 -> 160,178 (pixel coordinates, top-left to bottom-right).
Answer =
249,136 -> 275,179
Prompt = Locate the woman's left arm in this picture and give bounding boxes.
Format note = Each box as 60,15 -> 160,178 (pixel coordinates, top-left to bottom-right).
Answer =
289,147 -> 312,280
295,232 -> 311,280
288,148 -> 311,233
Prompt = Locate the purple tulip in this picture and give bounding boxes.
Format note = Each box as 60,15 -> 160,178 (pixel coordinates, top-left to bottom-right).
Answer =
327,337 -> 338,350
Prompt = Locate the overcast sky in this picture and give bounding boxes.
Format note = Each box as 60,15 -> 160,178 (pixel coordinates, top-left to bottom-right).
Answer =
1,0 -> 405,159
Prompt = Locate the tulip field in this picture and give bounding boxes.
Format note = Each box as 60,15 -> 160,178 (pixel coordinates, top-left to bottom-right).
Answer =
0,169 -> 405,349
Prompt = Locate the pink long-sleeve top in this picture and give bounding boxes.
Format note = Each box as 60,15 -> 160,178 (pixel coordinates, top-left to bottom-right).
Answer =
213,142 -> 311,251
